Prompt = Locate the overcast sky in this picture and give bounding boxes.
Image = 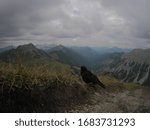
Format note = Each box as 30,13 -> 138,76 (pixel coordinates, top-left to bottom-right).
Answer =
0,0 -> 150,48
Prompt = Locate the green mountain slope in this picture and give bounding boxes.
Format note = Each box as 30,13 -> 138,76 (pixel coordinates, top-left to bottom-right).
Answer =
0,43 -> 52,64
48,45 -> 87,66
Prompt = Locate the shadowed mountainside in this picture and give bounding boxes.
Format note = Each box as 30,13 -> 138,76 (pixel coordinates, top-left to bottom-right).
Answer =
47,45 -> 87,66
0,43 -> 52,64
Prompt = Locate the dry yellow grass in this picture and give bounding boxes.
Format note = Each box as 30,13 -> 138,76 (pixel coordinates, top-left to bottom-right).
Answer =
0,62 -> 87,112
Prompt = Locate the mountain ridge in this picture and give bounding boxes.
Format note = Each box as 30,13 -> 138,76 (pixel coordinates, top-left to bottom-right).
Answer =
112,49 -> 150,85
47,44 -> 87,66
0,43 -> 149,85
0,43 -> 52,64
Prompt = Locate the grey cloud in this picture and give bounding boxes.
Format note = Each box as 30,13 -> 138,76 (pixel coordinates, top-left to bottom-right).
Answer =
100,0 -> 150,39
0,0 -> 150,48
0,0 -> 104,43
0,0 -> 66,38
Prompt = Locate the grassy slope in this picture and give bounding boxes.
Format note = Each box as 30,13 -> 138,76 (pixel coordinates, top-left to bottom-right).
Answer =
0,61 -> 148,112
100,74 -> 142,91
0,62 -> 88,112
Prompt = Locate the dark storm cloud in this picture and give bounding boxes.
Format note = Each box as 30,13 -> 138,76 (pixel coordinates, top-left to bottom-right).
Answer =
0,0 -> 150,48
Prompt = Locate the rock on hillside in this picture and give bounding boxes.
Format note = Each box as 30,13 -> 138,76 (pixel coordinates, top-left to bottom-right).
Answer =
114,49 -> 150,85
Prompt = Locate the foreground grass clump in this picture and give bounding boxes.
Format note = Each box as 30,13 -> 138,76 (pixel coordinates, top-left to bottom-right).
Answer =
0,62 -> 87,112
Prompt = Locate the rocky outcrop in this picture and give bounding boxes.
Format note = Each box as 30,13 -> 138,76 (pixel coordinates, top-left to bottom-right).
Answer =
113,49 -> 150,86
114,61 -> 150,85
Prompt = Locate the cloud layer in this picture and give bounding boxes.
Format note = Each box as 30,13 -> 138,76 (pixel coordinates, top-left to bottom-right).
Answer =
0,0 -> 150,48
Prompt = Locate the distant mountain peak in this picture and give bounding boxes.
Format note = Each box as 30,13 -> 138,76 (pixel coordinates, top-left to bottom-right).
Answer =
0,43 -> 52,63
56,44 -> 65,49
50,44 -> 67,52
16,43 -> 38,53
0,45 -> 14,53
17,43 -> 36,49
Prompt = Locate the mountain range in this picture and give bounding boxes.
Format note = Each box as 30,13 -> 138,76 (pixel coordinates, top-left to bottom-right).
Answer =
47,44 -> 87,66
0,43 -> 52,64
95,49 -> 150,86
0,45 -> 14,53
0,43 -> 149,86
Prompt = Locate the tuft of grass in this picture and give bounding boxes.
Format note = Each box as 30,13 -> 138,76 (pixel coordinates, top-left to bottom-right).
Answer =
0,62 -> 88,112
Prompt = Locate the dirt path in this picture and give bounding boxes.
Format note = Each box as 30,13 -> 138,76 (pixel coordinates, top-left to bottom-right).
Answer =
69,86 -> 150,112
